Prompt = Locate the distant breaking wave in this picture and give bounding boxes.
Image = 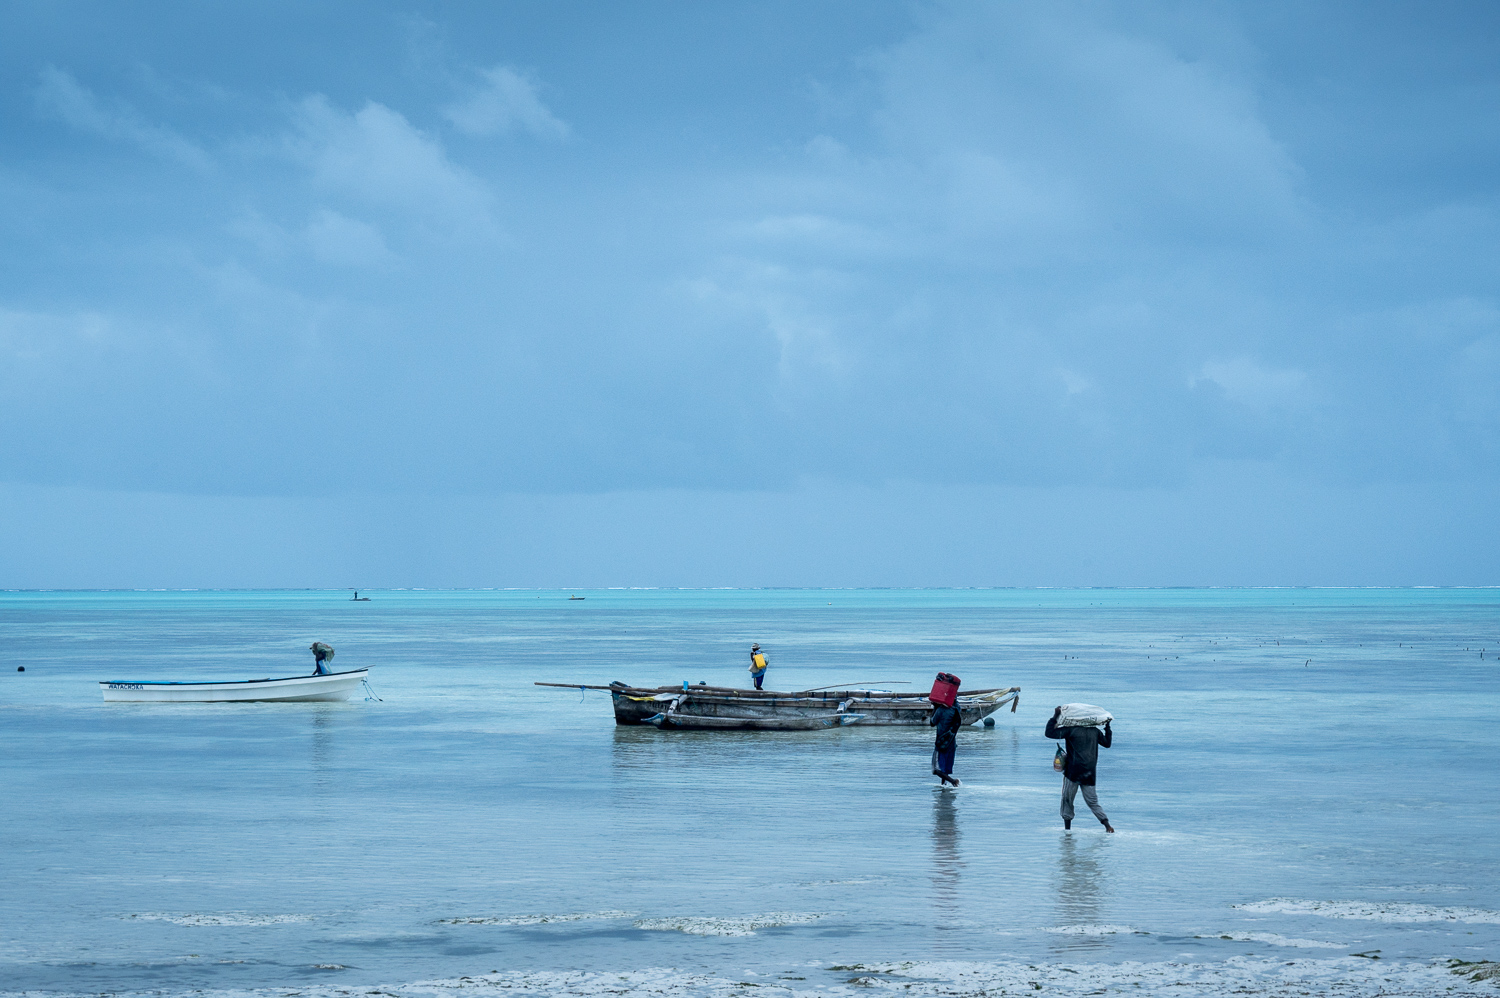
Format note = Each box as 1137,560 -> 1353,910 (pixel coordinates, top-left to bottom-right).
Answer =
1236,899 -> 1500,923
632,913 -> 826,936
1195,931 -> 1345,948
436,911 -> 635,926
115,913 -> 314,926
435,911 -> 824,935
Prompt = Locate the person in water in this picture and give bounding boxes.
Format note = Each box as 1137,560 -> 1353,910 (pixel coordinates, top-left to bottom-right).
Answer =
748,644 -> 768,690
1045,706 -> 1114,832
930,699 -> 962,786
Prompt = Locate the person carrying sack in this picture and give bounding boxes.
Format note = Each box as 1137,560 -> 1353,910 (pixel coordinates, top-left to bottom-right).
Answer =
1046,704 -> 1114,832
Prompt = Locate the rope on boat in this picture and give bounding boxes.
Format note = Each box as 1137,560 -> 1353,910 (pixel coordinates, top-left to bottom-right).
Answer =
802,681 -> 912,692
361,678 -> 384,702
568,685 -> 619,702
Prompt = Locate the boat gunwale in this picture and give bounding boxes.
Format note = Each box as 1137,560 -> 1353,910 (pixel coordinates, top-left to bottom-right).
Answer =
538,682 -> 1018,700
99,668 -> 369,687
623,694 -> 1013,709
609,684 -> 1020,699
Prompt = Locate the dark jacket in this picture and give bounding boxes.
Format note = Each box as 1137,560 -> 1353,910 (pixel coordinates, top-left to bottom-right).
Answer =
930,703 -> 962,752
1045,716 -> 1112,785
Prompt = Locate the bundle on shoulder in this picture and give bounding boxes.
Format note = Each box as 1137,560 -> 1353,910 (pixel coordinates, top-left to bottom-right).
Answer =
1056,703 -> 1112,727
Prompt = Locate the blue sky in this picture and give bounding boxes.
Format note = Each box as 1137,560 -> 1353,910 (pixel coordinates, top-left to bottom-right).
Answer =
2,1 -> 1497,587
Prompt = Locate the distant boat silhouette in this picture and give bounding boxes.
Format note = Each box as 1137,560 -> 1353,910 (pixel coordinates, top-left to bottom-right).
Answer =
351,591 -> 371,601
569,595 -> 585,600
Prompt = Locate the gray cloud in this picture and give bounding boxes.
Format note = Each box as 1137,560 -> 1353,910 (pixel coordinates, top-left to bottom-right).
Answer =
288,95 -> 496,229
443,65 -> 570,140
33,66 -> 212,170
1,0 -> 1496,507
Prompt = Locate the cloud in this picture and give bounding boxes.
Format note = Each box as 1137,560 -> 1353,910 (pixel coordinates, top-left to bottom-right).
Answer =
1192,358 -> 1309,409
686,259 -> 856,390
2,1 -> 1498,505
33,66 -> 211,169
1446,317 -> 1500,459
1058,369 -> 1091,396
863,4 -> 1305,242
0,308 -> 114,393
442,65 -> 569,139
289,95 -> 494,223
302,209 -> 393,266
647,4 -> 1325,486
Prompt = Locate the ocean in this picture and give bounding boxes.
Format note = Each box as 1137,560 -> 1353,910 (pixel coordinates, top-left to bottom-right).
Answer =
2,588 -> 1498,997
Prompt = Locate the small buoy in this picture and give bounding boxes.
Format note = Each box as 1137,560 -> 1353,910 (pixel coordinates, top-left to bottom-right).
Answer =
17,666 -> 24,672
983,716 -> 995,728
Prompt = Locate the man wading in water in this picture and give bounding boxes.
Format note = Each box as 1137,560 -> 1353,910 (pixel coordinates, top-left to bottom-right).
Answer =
930,701 -> 962,786
1046,706 -> 1114,832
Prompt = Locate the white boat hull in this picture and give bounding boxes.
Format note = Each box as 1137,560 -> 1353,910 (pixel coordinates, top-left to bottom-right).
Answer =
100,669 -> 369,703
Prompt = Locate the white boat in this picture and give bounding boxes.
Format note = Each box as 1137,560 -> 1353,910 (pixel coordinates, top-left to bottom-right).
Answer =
100,669 -> 369,703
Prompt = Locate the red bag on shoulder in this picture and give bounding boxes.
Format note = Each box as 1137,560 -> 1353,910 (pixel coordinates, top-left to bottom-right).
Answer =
929,672 -> 960,706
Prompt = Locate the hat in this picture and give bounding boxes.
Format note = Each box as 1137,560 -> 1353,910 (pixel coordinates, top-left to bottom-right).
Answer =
751,643 -> 760,650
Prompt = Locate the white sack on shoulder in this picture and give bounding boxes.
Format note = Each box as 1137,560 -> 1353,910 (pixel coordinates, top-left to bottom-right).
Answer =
1058,703 -> 1112,727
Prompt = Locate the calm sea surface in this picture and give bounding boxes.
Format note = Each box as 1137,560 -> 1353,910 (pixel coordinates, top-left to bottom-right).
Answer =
2,588 -> 1498,996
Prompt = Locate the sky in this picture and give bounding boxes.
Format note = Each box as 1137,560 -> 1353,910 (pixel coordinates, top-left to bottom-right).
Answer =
1,0 -> 1497,587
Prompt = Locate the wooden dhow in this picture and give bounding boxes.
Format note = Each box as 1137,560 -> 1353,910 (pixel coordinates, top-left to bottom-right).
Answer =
535,681 -> 1020,731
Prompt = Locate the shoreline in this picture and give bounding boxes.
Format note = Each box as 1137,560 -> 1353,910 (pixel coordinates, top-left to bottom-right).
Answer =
4,956 -> 1498,998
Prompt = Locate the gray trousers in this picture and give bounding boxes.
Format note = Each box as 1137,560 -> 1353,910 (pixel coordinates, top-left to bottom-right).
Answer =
1061,777 -> 1108,823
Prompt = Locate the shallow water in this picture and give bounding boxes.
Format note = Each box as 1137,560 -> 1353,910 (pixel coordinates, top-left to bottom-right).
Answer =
1,588 -> 1498,995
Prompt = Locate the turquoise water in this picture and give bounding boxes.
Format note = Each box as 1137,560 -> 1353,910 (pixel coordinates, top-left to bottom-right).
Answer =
2,588 -> 1498,996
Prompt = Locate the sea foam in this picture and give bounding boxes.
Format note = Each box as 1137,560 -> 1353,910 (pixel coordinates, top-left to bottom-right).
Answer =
1236,899 -> 1500,923
436,911 -> 636,926
4,957 -> 1497,998
114,913 -> 314,927
1194,931 -> 1346,948
632,913 -> 826,936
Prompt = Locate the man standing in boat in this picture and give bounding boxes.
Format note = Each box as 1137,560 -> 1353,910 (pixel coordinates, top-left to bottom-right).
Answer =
1046,706 -> 1114,832
748,644 -> 768,690
310,642 -> 335,676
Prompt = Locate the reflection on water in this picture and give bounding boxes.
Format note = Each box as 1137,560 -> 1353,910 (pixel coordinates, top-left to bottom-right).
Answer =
1051,831 -> 1108,952
311,708 -> 332,769
930,790 -> 964,952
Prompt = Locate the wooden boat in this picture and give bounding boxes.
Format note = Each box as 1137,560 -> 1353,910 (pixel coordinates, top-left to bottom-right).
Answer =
639,707 -> 862,731
535,681 -> 1020,730
100,669 -> 370,703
